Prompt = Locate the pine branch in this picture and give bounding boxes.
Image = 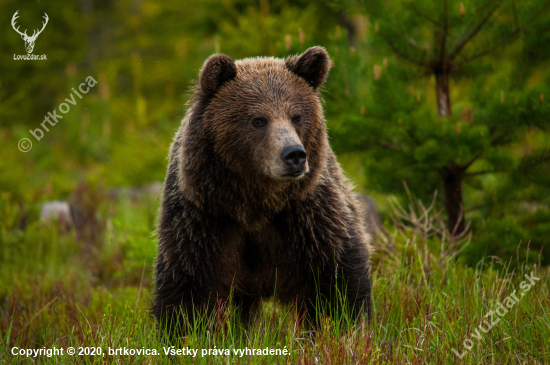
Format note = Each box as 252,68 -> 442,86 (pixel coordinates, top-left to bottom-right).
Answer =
405,129 -> 422,146
474,0 -> 501,13
517,149 -> 550,170
524,0 -> 550,26
465,169 -> 503,176
454,28 -> 520,65
406,2 -> 442,27
461,154 -> 482,170
379,34 -> 430,68
405,35 -> 430,53
448,5 -> 500,60
338,10 -> 357,47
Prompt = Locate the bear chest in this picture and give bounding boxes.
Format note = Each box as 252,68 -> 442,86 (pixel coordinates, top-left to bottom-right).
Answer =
216,222 -> 291,294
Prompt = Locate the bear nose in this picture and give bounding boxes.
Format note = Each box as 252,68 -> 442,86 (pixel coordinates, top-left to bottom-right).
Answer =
281,145 -> 307,171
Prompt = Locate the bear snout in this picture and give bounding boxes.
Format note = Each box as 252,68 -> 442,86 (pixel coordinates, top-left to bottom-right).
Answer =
281,145 -> 307,177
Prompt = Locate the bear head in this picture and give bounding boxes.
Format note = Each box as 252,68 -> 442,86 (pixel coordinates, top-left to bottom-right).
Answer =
180,47 -> 332,222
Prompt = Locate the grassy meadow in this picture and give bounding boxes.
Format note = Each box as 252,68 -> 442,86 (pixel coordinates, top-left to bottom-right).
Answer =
1,189 -> 548,364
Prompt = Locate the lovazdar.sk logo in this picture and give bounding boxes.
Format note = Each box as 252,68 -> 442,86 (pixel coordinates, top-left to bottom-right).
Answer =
12,10 -> 48,60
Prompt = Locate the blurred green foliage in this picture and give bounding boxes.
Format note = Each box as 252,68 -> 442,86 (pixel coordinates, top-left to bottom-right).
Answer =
0,0 -> 549,265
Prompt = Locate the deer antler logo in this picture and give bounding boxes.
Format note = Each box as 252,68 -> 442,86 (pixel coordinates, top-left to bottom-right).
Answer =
11,11 -> 49,54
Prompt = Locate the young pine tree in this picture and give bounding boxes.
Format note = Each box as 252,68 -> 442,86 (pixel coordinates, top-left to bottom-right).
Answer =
327,0 -> 550,243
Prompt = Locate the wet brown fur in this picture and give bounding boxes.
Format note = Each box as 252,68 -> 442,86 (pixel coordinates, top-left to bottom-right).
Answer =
153,47 -> 373,336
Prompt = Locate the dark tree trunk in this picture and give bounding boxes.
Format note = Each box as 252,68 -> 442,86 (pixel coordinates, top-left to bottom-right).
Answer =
435,70 -> 451,117
442,164 -> 466,235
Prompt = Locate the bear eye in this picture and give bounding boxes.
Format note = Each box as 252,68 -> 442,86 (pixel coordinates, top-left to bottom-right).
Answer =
252,117 -> 268,128
291,115 -> 302,124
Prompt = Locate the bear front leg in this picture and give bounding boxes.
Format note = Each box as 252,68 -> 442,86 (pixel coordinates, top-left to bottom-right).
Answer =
296,248 -> 371,329
273,249 -> 372,326
281,191 -> 373,326
152,252 -> 218,339
153,195 -> 229,339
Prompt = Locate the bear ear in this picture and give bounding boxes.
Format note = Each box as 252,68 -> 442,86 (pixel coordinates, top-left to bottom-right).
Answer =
199,54 -> 237,96
285,46 -> 331,90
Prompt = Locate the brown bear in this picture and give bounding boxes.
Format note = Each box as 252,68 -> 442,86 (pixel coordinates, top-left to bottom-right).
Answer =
153,47 -> 373,335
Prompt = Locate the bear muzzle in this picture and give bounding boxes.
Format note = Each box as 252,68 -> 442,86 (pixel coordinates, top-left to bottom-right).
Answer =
281,145 -> 308,178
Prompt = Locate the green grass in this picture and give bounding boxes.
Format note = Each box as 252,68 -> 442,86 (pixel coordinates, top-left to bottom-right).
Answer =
0,191 -> 548,364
